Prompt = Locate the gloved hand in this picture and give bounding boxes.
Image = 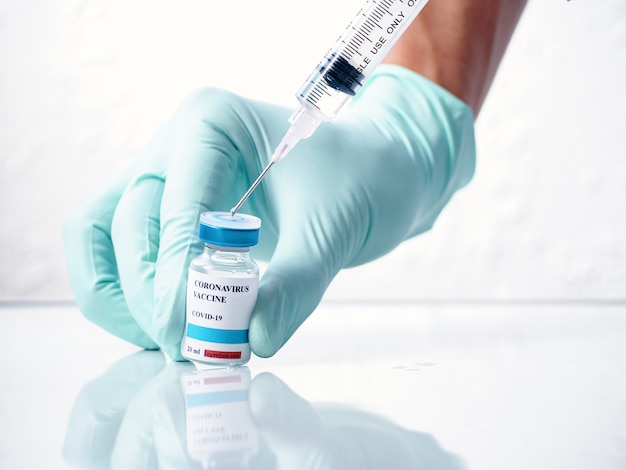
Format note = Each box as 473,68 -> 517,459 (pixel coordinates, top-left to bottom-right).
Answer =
63,64 -> 475,360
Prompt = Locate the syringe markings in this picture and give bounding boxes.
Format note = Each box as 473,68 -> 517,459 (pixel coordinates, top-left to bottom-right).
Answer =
310,86 -> 325,100
370,8 -> 384,21
355,30 -> 372,43
346,39 -> 364,54
381,0 -> 394,14
363,18 -> 381,31
350,27 -> 371,45
379,5 -> 394,17
339,43 -> 354,60
305,86 -> 324,109
374,2 -> 390,14
343,41 -> 361,57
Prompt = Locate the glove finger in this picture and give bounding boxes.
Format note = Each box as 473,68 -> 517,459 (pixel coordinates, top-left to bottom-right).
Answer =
63,171 -> 159,349
248,210 -> 356,358
109,122 -> 174,347
248,249 -> 328,358
111,170 -> 165,344
152,89 -> 264,359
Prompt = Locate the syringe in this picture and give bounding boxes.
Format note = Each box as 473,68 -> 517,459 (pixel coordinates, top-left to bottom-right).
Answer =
230,0 -> 430,216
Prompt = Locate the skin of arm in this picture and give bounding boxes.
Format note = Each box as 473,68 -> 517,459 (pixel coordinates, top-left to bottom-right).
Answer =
383,0 -> 528,116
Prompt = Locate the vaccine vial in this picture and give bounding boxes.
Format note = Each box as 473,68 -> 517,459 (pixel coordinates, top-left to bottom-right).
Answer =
181,211 -> 261,367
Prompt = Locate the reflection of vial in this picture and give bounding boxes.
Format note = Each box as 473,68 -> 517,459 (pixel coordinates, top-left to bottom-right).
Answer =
181,367 -> 259,469
182,212 -> 261,367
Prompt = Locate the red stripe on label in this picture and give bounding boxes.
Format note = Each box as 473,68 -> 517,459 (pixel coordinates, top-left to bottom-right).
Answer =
204,349 -> 242,359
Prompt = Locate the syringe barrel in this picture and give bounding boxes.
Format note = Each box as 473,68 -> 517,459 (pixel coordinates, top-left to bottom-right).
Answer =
296,0 -> 429,122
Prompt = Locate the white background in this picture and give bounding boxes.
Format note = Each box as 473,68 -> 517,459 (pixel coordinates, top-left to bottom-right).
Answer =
1,0 -> 625,302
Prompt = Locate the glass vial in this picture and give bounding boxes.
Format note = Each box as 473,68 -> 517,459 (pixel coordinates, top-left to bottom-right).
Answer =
181,211 -> 261,367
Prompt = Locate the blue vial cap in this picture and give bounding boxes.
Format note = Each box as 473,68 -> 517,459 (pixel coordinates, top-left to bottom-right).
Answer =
198,211 -> 261,247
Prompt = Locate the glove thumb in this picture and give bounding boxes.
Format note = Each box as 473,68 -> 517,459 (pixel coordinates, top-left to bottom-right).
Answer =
248,225 -> 337,358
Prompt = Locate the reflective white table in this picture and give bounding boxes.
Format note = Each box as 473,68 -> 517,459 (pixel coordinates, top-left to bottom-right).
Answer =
1,302 -> 625,469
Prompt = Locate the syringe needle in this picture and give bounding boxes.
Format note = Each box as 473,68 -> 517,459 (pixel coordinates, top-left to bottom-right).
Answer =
230,109 -> 314,216
230,161 -> 275,216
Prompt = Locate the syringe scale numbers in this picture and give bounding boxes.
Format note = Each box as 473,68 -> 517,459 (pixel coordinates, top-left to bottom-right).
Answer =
298,0 -> 429,121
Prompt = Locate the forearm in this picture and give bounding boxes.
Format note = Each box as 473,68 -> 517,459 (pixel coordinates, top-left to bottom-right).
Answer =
383,0 -> 528,116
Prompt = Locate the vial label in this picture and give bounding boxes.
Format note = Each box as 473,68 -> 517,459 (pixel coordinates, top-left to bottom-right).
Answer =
183,269 -> 258,364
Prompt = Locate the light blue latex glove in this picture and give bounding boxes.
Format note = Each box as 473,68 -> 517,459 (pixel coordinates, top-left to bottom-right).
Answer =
63,65 -> 475,360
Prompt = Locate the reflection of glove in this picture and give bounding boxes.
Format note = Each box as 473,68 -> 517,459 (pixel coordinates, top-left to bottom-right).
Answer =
64,351 -> 465,470
249,373 -> 466,470
62,351 -> 165,469
64,352 -> 197,469
64,64 -> 475,359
